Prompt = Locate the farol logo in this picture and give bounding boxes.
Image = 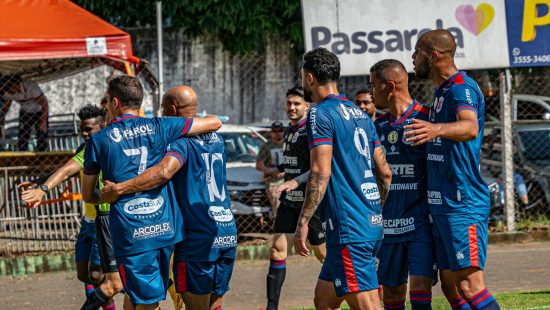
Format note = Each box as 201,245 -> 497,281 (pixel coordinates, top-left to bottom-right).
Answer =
208,206 -> 234,222
109,127 -> 123,142
123,196 -> 164,215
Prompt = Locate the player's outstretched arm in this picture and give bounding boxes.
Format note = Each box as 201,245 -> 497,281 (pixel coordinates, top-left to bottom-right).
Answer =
187,115 -> 222,135
294,145 -> 332,257
19,159 -> 81,208
404,110 -> 478,145
100,156 -> 181,203
373,147 -> 392,207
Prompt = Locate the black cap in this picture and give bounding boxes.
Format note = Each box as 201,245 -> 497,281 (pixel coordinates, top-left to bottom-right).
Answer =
271,121 -> 284,130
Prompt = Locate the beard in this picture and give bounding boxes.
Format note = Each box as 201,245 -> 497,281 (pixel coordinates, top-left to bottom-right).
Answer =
414,61 -> 431,79
303,86 -> 313,103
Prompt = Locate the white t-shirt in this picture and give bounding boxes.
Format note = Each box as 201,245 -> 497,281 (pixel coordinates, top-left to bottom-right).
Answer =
3,80 -> 44,113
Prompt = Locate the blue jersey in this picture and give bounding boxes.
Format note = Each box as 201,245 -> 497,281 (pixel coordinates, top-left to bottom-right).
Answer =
84,114 -> 194,256
426,72 -> 490,215
375,100 -> 430,243
307,94 -> 383,246
166,133 -> 237,262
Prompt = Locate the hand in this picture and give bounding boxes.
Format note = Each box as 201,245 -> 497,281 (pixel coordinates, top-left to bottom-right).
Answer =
276,179 -> 299,193
294,224 -> 310,257
100,180 -> 120,203
404,118 -> 441,146
21,188 -> 46,208
17,181 -> 37,191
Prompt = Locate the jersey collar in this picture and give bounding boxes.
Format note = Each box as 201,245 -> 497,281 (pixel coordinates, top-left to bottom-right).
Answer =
113,114 -> 140,123
289,117 -> 307,132
389,99 -> 418,127
437,71 -> 466,92
323,94 -> 348,102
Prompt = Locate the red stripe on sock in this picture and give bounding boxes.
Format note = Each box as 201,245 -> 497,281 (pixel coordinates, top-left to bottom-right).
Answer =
341,246 -> 359,292
468,224 -> 479,267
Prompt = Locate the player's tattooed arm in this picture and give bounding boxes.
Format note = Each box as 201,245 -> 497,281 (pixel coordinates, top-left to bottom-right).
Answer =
99,156 -> 181,203
294,145 -> 332,257
186,115 -> 222,135
373,146 -> 392,207
404,110 -> 478,145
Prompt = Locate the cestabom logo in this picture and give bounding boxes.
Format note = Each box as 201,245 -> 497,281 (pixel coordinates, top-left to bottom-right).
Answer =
361,182 -> 381,200
208,206 -> 234,222
124,196 -> 164,215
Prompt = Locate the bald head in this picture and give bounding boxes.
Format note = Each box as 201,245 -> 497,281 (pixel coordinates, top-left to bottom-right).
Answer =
161,85 -> 198,117
370,59 -> 409,86
418,29 -> 457,57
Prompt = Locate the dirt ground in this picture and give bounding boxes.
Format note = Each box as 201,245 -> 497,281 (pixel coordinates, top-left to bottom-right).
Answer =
1,242 -> 550,310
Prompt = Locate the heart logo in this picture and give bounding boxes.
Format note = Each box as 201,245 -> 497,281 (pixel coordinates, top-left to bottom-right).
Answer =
455,3 -> 495,35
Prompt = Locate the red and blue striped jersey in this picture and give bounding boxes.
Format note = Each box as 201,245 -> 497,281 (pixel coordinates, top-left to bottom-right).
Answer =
426,72 -> 490,215
307,94 -> 383,246
84,115 -> 193,256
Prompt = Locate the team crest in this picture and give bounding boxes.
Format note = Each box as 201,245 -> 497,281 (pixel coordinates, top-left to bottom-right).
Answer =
388,131 -> 398,144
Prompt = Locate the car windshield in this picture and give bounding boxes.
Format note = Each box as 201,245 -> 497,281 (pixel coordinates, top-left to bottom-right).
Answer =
220,131 -> 264,162
518,128 -> 550,165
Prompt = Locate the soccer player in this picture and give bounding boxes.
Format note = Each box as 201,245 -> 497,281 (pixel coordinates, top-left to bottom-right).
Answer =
263,86 -> 326,310
98,85 -> 236,310
354,89 -> 376,120
406,29 -> 500,310
294,48 -> 392,310
17,105 -> 117,309
370,59 -> 434,310
82,76 -> 221,310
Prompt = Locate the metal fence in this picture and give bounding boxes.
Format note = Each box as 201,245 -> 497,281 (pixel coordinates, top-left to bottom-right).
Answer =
1,54 -> 549,255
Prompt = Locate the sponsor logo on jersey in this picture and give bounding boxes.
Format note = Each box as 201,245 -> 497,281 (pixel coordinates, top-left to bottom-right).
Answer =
380,134 -> 385,142
428,137 -> 443,146
335,278 -> 342,287
109,127 -> 123,142
387,144 -> 400,155
361,182 -> 380,200
340,104 -> 365,120
284,156 -> 298,166
292,132 -> 300,143
427,153 -> 444,162
427,191 -> 443,205
284,168 -> 302,174
208,206 -> 234,222
456,251 -> 464,260
390,164 -> 414,177
132,222 -> 172,240
383,217 -> 415,235
390,183 -> 418,190
286,190 -> 304,202
212,235 -> 237,248
465,88 -> 472,104
370,214 -> 383,226
124,195 -> 164,215
309,108 -> 318,134
388,131 -> 398,144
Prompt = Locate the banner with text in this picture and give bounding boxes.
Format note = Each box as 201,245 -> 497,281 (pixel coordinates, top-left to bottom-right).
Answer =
506,0 -> 550,67
302,0 -> 510,75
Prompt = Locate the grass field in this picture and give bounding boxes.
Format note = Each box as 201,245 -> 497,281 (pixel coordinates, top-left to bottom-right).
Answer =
293,290 -> 550,310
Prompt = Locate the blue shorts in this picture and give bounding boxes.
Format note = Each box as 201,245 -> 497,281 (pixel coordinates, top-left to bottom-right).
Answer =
173,247 -> 236,296
117,245 -> 175,305
432,214 -> 488,271
376,238 -> 436,287
75,218 -> 100,266
319,241 -> 382,297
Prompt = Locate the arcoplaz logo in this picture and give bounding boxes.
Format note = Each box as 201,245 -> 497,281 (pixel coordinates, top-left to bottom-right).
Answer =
124,196 -> 164,215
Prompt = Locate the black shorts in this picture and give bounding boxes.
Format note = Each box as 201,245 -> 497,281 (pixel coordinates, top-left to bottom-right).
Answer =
95,212 -> 118,273
273,202 -> 326,246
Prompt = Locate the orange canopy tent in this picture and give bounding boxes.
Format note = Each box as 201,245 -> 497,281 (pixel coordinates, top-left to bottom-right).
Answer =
0,0 -> 141,80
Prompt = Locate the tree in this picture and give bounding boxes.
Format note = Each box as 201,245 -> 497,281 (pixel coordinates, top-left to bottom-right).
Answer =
76,0 -> 304,55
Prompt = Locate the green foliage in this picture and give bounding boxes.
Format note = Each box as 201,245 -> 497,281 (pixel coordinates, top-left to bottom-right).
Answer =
75,0 -> 304,55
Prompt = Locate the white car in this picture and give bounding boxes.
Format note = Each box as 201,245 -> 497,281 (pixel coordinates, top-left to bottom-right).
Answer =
219,124 -> 273,233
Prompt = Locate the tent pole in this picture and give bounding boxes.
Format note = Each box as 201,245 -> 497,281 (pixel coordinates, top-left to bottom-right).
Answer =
156,1 -> 164,116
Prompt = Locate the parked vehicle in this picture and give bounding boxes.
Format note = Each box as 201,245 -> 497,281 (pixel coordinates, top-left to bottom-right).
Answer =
219,124 -> 273,233
482,121 -> 550,219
